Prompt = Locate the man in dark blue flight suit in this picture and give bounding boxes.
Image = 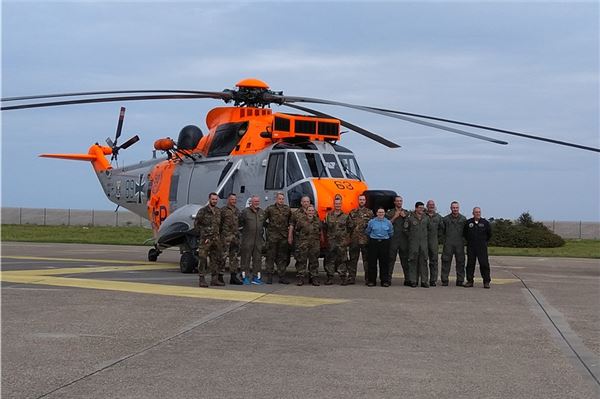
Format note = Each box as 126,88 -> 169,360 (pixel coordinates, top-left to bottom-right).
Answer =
463,207 -> 492,289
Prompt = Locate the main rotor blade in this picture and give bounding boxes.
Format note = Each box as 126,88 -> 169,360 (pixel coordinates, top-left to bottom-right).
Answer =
268,95 -> 508,146
1,90 -> 229,102
1,94 -> 227,111
365,106 -> 600,153
283,103 -> 401,148
115,107 -> 125,142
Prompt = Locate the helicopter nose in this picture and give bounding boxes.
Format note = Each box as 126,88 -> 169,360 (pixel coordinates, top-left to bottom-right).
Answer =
311,179 -> 369,218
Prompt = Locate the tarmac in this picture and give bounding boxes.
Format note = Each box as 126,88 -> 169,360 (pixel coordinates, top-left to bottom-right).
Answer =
1,241 -> 599,399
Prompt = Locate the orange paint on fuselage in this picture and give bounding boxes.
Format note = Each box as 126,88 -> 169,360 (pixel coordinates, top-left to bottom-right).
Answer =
310,178 -> 369,220
147,159 -> 176,233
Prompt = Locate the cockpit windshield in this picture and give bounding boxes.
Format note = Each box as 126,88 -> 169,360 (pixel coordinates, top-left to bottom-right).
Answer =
338,154 -> 364,180
296,152 -> 326,178
322,153 -> 344,178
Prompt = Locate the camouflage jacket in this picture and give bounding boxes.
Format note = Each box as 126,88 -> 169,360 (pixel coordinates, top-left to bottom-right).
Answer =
324,210 -> 351,244
348,207 -> 374,245
289,207 -> 308,228
220,204 -> 240,239
295,214 -> 321,244
264,203 -> 291,240
194,205 -> 221,240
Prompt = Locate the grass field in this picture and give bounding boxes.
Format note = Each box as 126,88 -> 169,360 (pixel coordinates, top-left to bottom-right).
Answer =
1,224 -> 599,258
1,225 -> 154,246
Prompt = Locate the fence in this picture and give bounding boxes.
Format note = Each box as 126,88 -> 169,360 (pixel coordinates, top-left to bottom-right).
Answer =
1,207 -> 599,239
1,207 -> 151,228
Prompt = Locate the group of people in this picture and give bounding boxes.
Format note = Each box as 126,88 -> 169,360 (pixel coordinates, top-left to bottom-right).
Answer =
193,192 -> 492,289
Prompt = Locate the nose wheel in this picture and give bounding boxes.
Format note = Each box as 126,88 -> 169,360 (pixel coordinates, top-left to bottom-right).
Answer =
148,247 -> 161,262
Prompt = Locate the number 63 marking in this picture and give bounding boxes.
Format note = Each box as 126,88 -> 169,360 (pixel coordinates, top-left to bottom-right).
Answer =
334,181 -> 354,190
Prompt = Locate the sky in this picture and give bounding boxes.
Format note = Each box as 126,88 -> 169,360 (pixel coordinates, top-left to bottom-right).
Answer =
1,1 -> 599,221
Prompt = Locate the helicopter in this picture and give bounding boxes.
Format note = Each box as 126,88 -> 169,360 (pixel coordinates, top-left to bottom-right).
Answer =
2,78 -> 598,273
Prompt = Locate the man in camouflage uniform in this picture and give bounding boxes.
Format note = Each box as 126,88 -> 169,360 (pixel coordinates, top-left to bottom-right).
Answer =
288,195 -> 311,250
264,192 -> 291,284
386,195 -> 410,285
290,205 -> 321,286
348,194 -> 373,285
194,192 -> 223,287
425,199 -> 443,287
220,193 -> 243,285
404,201 -> 431,288
324,196 -> 351,285
239,195 -> 266,285
441,201 -> 467,286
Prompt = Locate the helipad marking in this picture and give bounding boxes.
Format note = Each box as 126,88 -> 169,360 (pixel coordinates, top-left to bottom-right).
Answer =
0,261 -> 346,308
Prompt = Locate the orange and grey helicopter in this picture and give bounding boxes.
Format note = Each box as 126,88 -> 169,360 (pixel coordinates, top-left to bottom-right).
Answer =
2,78 -> 598,272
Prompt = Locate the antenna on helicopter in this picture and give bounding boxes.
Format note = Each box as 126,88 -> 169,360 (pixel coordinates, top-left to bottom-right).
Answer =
105,107 -> 140,162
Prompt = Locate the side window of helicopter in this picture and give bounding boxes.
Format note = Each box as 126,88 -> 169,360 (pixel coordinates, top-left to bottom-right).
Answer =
286,152 -> 304,186
288,182 -> 315,208
265,153 -> 285,190
322,154 -> 344,178
296,152 -> 326,178
338,155 -> 364,180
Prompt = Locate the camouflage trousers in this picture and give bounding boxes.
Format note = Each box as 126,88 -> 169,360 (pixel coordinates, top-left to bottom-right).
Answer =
294,240 -> 320,278
197,237 -> 222,276
324,243 -> 348,277
222,235 -> 240,273
265,236 -> 289,276
348,242 -> 368,280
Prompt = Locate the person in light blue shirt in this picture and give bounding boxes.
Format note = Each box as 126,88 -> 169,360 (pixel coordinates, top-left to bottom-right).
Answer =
365,208 -> 394,286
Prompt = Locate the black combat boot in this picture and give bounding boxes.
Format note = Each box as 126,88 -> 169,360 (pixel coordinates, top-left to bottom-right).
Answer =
230,272 -> 243,285
211,275 -> 225,286
340,276 -> 348,286
325,276 -> 334,285
296,276 -> 304,286
279,275 -> 290,284
198,275 -> 209,288
265,273 -> 273,284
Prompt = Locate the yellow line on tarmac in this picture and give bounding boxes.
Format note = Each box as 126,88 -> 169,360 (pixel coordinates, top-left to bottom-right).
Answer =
0,269 -> 346,308
2,255 -> 169,265
1,264 -> 176,276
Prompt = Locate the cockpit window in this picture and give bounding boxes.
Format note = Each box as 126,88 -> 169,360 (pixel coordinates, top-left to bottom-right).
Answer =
296,152 -> 326,178
265,153 -> 285,190
338,154 -> 363,181
286,152 -> 304,186
322,153 -> 344,178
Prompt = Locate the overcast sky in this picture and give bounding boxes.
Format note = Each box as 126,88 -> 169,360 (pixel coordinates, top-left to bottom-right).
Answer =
2,1 -> 599,221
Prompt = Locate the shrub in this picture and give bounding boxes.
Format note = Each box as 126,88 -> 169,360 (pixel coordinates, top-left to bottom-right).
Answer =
490,213 -> 565,248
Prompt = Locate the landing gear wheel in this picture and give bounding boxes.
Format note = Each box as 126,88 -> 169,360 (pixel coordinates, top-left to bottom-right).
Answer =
180,252 -> 198,274
148,247 -> 160,262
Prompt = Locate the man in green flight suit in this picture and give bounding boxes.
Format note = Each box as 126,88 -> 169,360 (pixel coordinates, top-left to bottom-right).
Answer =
348,194 -> 373,285
404,201 -> 431,288
425,199 -> 443,286
386,195 -> 410,285
440,201 -> 467,286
